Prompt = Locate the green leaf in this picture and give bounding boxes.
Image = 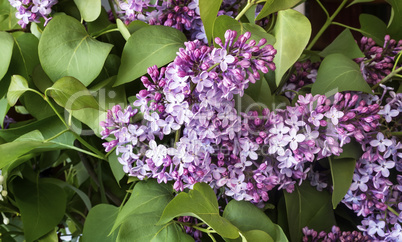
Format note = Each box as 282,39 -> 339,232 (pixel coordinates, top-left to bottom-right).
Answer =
329,157 -> 356,209
256,0 -> 302,21
108,152 -> 125,184
115,25 -> 186,86
272,9 -> 311,86
71,75 -> 126,135
111,180 -> 174,233
335,140 -> 363,160
39,15 -> 113,86
5,33 -> 40,83
74,0 -> 101,22
0,97 -> 10,129
117,213 -> 194,242
7,75 -> 35,107
245,76 -> 272,108
126,20 -> 149,34
46,76 -> 99,111
284,183 -> 336,242
199,0 -> 223,44
387,0 -> 402,40
213,15 -> 275,46
0,130 -> 46,169
311,53 -> 372,95
0,31 -> 13,80
319,29 -> 364,59
347,0 -> 375,7
0,1 -> 19,31
116,19 -> 131,41
32,65 -> 54,93
223,200 -> 288,242
45,178 -> 92,211
22,92 -> 57,120
359,14 -> 387,45
38,228 -> 58,242
82,204 -> 118,242
158,182 -> 239,239
12,178 -> 67,242
240,230 -> 274,242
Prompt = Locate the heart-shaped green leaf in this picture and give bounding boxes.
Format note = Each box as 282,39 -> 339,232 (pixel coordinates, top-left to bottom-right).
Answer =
311,53 -> 372,95
39,15 -> 113,86
158,182 -> 239,239
46,76 -> 99,111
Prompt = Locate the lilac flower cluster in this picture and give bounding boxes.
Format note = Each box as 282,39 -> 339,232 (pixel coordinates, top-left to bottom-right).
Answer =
9,0 -> 57,28
241,91 -> 381,199
281,60 -> 320,100
302,225 -> 371,242
355,35 -> 402,85
101,29 -> 278,201
341,88 -> 402,241
115,0 -> 244,43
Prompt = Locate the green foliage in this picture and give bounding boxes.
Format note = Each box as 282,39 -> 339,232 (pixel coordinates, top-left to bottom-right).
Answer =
82,204 -> 119,242
7,75 -> 34,107
272,9 -> 311,86
12,178 -> 67,242
38,15 -> 113,86
311,53 -> 372,95
115,25 -> 187,86
387,0 -> 402,40
158,182 -> 239,239
329,157 -> 356,209
223,200 -> 288,241
199,0 -> 222,44
284,183 -> 336,242
319,29 -> 364,59
73,0 -> 101,22
46,76 -> 99,111
359,14 -> 387,45
256,0 -> 302,21
0,31 -> 13,80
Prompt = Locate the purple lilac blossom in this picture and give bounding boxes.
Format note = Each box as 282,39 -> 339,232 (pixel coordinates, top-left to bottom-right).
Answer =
355,35 -> 402,85
9,0 -> 57,28
302,225 -> 372,242
341,87 -> 401,241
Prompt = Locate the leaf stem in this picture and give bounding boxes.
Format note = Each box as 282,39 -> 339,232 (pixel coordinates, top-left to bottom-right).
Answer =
235,0 -> 256,21
331,21 -> 372,38
372,66 -> 402,90
108,0 -> 118,21
391,131 -> 402,136
92,28 -> 119,39
43,129 -> 69,142
387,205 -> 400,217
306,0 -> 349,50
392,51 -> 402,72
315,0 -> 329,18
